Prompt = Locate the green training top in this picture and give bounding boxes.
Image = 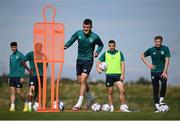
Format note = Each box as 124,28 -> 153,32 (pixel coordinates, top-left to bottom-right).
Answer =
64,30 -> 104,61
144,45 -> 171,72
24,51 -> 43,76
9,50 -> 25,77
99,49 -> 125,62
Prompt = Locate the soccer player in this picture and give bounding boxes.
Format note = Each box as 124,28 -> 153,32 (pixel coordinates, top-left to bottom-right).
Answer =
140,36 -> 171,112
64,19 -> 104,111
9,42 -> 28,112
22,43 -> 45,111
96,40 -> 131,112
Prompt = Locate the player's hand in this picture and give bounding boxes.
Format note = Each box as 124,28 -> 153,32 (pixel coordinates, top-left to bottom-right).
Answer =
96,66 -> 102,73
64,46 -> 67,50
20,78 -> 24,83
161,72 -> 168,79
94,52 -> 99,58
28,69 -> 34,75
120,75 -> 125,81
147,64 -> 155,69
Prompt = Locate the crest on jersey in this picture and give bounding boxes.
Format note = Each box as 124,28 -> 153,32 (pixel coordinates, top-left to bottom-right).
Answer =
89,38 -> 93,43
16,56 -> 19,59
161,51 -> 164,55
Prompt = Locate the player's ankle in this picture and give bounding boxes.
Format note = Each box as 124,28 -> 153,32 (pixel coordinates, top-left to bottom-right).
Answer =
155,103 -> 159,109
110,105 -> 114,112
11,103 -> 15,109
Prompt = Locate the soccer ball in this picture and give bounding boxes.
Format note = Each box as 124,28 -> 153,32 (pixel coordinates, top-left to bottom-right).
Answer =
159,104 -> 169,112
102,104 -> 110,112
91,103 -> 101,112
54,100 -> 65,111
99,62 -> 107,71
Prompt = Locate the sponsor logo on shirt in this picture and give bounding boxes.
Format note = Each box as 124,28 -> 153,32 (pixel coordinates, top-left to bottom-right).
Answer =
78,36 -> 82,39
153,52 -> 156,55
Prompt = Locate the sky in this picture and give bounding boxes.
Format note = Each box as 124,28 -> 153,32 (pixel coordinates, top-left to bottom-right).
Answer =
0,0 -> 180,85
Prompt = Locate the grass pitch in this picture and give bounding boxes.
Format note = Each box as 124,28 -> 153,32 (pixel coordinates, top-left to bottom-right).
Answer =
0,111 -> 180,120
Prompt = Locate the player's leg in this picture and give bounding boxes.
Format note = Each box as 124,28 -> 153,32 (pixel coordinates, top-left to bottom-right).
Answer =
151,72 -> 160,111
106,75 -> 114,112
27,76 -> 36,111
115,80 -> 131,112
15,77 -> 28,111
10,87 -> 16,111
9,77 -> 16,111
73,60 -> 93,111
33,76 -> 43,111
73,73 -> 88,110
107,86 -> 114,112
27,86 -> 35,111
159,73 -> 167,104
83,61 -> 94,109
77,75 -> 93,110
115,81 -> 125,104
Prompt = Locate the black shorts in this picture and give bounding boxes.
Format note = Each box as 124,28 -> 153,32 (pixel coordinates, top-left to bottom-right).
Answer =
29,76 -> 43,88
76,60 -> 93,76
9,77 -> 22,88
106,74 -> 122,87
151,72 -> 167,83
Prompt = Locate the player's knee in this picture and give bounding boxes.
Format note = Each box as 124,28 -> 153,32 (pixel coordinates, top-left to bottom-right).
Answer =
120,88 -> 125,95
108,89 -> 113,95
16,91 -> 21,95
80,79 -> 86,84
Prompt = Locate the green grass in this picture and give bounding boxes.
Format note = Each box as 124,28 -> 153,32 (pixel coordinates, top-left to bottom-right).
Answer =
0,80 -> 180,120
0,111 -> 180,120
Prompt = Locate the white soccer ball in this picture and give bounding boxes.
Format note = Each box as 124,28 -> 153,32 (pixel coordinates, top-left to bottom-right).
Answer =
99,62 -> 107,71
54,100 -> 65,111
91,103 -> 101,112
102,104 -> 110,112
159,104 -> 169,112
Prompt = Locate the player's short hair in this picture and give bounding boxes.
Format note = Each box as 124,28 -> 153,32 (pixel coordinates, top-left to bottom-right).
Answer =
108,40 -> 116,45
154,36 -> 163,42
10,42 -> 17,47
83,18 -> 92,26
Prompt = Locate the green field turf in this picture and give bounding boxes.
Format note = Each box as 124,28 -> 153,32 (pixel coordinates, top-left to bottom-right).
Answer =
1,79 -> 180,120
0,111 -> 180,120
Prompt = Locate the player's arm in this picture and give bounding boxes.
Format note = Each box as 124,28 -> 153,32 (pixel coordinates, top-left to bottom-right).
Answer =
120,61 -> 125,81
161,57 -> 170,79
161,48 -> 171,79
22,53 -> 33,75
21,61 -> 33,75
120,52 -> 125,81
140,49 -> 155,69
94,36 -> 104,57
64,32 -> 78,49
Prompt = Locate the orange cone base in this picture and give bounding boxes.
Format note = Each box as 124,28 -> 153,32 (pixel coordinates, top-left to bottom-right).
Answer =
37,108 -> 60,112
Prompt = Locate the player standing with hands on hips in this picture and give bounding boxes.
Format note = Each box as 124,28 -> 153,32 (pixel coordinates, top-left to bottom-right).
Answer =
140,36 -> 171,112
64,19 -> 104,111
